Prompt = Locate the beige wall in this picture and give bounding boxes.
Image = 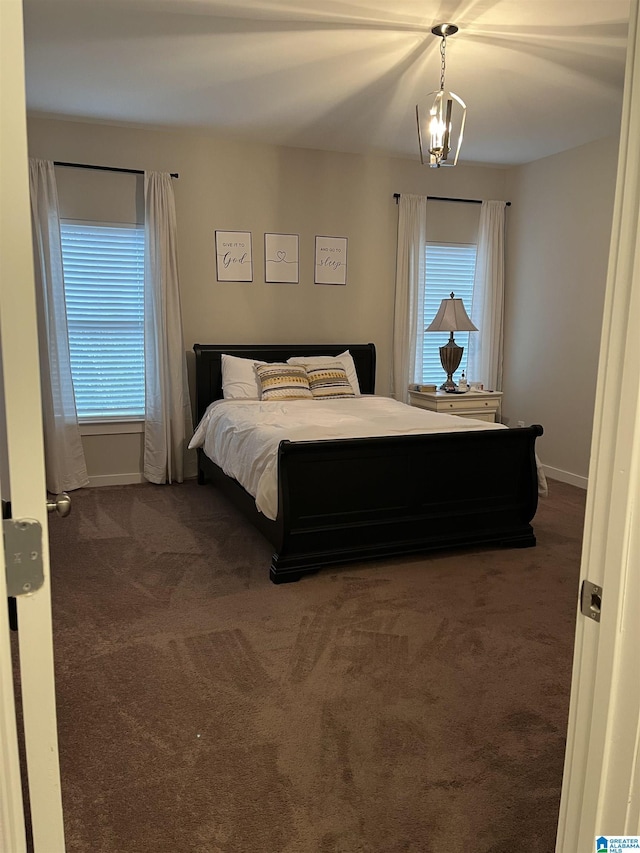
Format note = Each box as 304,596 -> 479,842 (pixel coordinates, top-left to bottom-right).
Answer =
503,138 -> 618,486
28,115 -> 508,483
27,116 -> 619,488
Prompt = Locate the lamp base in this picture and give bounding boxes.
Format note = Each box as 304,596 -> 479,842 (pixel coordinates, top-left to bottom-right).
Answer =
439,337 -> 463,392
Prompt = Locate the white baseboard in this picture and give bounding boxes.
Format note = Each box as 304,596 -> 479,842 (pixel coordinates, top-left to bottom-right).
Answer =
542,464 -> 588,490
87,473 -> 145,487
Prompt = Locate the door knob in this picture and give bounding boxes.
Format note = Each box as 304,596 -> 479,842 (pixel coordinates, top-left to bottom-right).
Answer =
46,492 -> 71,517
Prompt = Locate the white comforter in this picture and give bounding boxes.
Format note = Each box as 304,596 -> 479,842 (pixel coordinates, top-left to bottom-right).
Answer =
188,396 -> 516,521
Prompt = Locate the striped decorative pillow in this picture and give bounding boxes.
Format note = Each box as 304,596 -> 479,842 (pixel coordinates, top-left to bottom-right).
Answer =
306,364 -> 355,399
255,363 -> 313,400
288,351 -> 361,395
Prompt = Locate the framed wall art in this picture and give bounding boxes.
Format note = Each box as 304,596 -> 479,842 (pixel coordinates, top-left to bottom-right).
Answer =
314,235 -> 347,285
265,233 -> 299,283
215,230 -> 253,282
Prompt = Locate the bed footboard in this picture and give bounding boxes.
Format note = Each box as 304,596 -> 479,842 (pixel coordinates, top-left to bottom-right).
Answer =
268,425 -> 543,583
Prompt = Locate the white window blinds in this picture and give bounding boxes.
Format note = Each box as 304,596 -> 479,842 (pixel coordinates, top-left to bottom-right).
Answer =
60,222 -> 145,420
421,243 -> 477,385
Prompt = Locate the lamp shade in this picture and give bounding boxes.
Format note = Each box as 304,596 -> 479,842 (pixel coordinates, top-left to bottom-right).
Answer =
425,292 -> 477,332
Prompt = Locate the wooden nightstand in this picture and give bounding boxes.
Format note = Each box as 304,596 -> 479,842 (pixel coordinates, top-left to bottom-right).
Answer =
408,389 -> 503,423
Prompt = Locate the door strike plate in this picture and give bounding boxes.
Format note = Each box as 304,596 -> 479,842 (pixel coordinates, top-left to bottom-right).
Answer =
580,579 -> 602,623
3,518 -> 44,597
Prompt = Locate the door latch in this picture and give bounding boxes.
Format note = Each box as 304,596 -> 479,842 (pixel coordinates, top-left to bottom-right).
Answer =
3,518 -> 44,597
580,579 -> 602,623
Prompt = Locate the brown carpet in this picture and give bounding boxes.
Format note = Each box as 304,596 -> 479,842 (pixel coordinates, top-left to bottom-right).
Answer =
46,478 -> 584,853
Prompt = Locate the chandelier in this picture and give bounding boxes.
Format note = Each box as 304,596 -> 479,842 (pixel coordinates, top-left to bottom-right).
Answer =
416,23 -> 466,168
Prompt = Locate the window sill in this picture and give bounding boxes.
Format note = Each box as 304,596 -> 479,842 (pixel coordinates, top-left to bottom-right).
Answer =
79,420 -> 144,436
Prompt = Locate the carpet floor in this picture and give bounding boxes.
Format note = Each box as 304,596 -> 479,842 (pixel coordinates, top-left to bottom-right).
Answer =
45,477 -> 584,853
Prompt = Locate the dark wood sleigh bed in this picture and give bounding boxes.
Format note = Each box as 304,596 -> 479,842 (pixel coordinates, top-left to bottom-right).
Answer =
193,343 -> 543,584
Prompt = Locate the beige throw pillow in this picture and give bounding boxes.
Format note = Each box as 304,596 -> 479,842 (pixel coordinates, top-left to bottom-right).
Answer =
255,363 -> 313,401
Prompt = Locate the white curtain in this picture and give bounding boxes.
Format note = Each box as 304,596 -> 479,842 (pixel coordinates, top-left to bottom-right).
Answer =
392,194 -> 427,401
143,171 -> 193,484
29,159 -> 89,494
467,200 -> 507,391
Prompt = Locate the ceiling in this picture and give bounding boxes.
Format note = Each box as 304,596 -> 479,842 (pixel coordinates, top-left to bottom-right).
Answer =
22,0 -> 630,167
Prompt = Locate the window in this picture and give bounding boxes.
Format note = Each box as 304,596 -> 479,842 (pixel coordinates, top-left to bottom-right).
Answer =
60,222 -> 145,420
419,243 -> 477,385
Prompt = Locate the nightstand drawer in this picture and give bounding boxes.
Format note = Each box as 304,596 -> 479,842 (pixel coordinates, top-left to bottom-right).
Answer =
439,397 -> 495,412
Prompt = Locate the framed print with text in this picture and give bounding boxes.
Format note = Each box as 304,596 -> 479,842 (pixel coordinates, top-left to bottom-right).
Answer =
314,235 -> 347,285
265,233 -> 299,283
215,230 -> 253,282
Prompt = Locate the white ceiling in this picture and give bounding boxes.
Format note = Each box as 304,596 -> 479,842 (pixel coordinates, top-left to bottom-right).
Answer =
23,0 -> 630,167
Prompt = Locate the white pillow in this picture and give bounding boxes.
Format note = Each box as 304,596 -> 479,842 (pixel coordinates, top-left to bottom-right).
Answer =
221,354 -> 266,400
287,350 -> 361,395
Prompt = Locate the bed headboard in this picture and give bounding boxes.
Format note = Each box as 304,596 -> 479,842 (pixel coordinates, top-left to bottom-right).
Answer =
193,343 -> 377,422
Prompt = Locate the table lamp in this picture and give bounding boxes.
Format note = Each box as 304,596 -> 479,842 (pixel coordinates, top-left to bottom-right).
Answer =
425,292 -> 477,391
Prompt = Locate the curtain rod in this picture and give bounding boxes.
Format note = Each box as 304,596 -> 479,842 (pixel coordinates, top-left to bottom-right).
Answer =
393,193 -> 510,206
53,161 -> 179,179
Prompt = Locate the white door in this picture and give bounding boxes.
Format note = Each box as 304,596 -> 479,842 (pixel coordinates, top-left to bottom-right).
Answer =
556,0 -> 640,847
0,1 -> 66,850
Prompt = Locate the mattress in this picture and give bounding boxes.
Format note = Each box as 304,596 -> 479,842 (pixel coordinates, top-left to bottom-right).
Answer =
188,395 -> 527,521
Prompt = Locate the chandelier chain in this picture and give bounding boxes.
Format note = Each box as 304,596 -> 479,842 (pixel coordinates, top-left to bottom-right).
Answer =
440,36 -> 447,90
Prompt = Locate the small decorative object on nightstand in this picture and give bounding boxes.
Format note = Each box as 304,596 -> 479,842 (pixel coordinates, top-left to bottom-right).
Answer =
410,383 -> 437,393
408,388 -> 503,423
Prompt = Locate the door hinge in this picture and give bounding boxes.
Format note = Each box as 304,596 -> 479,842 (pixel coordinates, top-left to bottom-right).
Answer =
3,518 -> 44,597
580,579 -> 602,623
